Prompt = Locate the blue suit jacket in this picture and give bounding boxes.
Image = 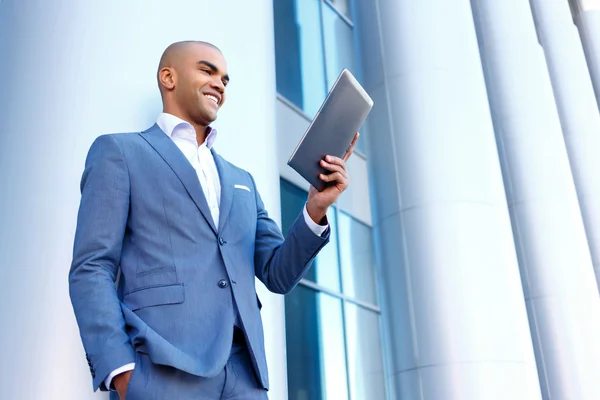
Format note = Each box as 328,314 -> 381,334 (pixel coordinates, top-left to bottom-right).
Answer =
68,124 -> 329,391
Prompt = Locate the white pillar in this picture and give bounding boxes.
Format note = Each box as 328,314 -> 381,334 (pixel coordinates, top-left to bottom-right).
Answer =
531,0 -> 600,299
352,0 -> 541,398
471,1 -> 600,398
574,1 -> 600,107
0,1 -> 286,399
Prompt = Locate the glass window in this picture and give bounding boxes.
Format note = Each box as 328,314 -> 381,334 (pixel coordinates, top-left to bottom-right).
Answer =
281,182 -> 388,399
285,286 -> 350,400
276,2 -> 386,398
280,179 -> 342,292
321,2 -> 366,153
321,2 -> 357,92
274,0 -> 327,117
338,211 -> 379,304
344,303 -> 387,400
313,209 -> 341,291
279,179 -> 310,235
325,0 -> 352,19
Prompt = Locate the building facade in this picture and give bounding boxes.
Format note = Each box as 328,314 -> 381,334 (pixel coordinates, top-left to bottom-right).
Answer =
1,0 -> 600,399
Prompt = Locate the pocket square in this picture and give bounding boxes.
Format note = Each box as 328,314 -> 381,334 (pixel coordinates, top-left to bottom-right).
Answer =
234,184 -> 251,192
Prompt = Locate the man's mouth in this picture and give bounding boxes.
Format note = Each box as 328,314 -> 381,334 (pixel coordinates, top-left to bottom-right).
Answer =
204,94 -> 219,106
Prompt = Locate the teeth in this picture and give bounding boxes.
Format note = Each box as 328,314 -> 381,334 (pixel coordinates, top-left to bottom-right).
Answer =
205,94 -> 218,104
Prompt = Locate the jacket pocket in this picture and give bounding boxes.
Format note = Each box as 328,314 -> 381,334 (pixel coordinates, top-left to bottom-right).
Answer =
124,283 -> 185,311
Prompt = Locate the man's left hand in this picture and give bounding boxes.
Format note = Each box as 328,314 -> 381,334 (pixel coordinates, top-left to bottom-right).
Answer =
306,133 -> 359,224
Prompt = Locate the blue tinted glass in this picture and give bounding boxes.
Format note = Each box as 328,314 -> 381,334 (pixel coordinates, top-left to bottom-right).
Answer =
326,0 -> 351,19
279,179 -> 308,236
322,3 -> 357,89
344,303 -> 387,399
280,179 -> 342,292
274,0 -> 327,117
312,208 -> 341,291
338,211 -> 379,304
322,3 -> 366,153
285,286 -> 350,400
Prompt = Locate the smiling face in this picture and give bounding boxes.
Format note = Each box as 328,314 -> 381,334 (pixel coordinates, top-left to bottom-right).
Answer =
158,42 -> 230,129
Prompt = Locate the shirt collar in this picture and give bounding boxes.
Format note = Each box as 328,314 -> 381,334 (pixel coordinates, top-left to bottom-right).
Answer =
156,112 -> 218,149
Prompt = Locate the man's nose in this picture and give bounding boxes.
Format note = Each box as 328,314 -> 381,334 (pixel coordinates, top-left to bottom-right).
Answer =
211,78 -> 225,93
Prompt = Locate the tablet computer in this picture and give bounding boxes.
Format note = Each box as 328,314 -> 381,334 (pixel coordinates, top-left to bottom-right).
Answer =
287,69 -> 373,191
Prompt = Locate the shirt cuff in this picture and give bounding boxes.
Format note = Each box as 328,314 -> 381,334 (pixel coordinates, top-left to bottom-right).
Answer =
105,363 -> 135,391
303,204 -> 329,237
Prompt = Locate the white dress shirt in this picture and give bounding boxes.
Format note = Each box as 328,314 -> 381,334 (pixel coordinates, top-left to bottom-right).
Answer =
105,113 -> 328,390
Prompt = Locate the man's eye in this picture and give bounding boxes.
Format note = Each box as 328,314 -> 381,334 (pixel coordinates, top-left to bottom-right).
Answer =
200,69 -> 211,74
222,81 -> 228,87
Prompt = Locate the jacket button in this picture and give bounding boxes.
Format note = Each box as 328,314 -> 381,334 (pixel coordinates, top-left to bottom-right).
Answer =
218,279 -> 229,289
218,237 -> 225,245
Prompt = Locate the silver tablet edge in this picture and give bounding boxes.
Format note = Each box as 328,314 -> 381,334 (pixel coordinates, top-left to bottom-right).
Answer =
287,69 -> 352,164
346,69 -> 374,107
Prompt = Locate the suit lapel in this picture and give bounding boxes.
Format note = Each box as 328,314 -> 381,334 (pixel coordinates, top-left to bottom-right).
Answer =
139,124 -> 218,235
212,149 -> 234,233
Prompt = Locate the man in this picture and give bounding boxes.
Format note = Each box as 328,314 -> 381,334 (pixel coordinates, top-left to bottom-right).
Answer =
69,41 -> 357,399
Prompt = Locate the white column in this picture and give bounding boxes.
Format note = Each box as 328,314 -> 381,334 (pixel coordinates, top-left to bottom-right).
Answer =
530,0 -> 600,299
0,0 -> 286,399
352,0 -> 542,398
574,1 -> 600,107
471,1 -> 600,398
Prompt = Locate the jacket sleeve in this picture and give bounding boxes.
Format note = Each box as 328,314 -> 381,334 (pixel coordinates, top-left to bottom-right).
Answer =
68,134 -> 136,391
251,175 -> 330,294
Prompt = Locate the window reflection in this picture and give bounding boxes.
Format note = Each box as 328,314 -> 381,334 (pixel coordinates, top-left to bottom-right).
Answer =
322,2 -> 357,91
313,209 -> 341,291
276,2 -> 387,398
280,179 -> 342,292
274,0 -> 327,117
286,286 -> 350,400
338,211 -> 379,304
321,2 -> 366,153
344,303 -> 387,400
326,0 -> 352,19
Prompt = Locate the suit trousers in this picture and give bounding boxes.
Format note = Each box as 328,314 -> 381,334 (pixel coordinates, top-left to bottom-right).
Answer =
112,346 -> 268,400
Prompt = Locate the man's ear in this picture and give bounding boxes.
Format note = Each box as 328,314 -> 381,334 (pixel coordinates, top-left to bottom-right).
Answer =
159,67 -> 176,90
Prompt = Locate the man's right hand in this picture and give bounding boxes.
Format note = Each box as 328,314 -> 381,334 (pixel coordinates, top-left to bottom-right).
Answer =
113,370 -> 133,400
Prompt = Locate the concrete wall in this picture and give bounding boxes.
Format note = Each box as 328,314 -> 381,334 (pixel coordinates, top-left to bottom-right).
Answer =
0,0 -> 287,398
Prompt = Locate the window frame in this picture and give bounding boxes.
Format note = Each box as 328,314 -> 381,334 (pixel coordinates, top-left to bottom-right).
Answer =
324,0 -> 354,25
273,0 -> 368,158
280,177 -> 385,400
275,0 -> 383,395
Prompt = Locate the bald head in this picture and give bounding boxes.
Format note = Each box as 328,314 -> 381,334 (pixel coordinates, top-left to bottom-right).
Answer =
156,40 -> 229,133
157,41 -> 221,93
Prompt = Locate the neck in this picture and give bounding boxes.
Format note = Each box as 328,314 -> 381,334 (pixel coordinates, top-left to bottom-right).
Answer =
192,122 -> 209,147
163,107 -> 208,146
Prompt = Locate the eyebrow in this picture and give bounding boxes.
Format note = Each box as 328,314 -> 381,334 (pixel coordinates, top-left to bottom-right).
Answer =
198,60 -> 230,83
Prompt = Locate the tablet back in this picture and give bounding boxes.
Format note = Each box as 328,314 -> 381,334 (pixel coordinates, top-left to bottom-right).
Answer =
287,69 -> 373,191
